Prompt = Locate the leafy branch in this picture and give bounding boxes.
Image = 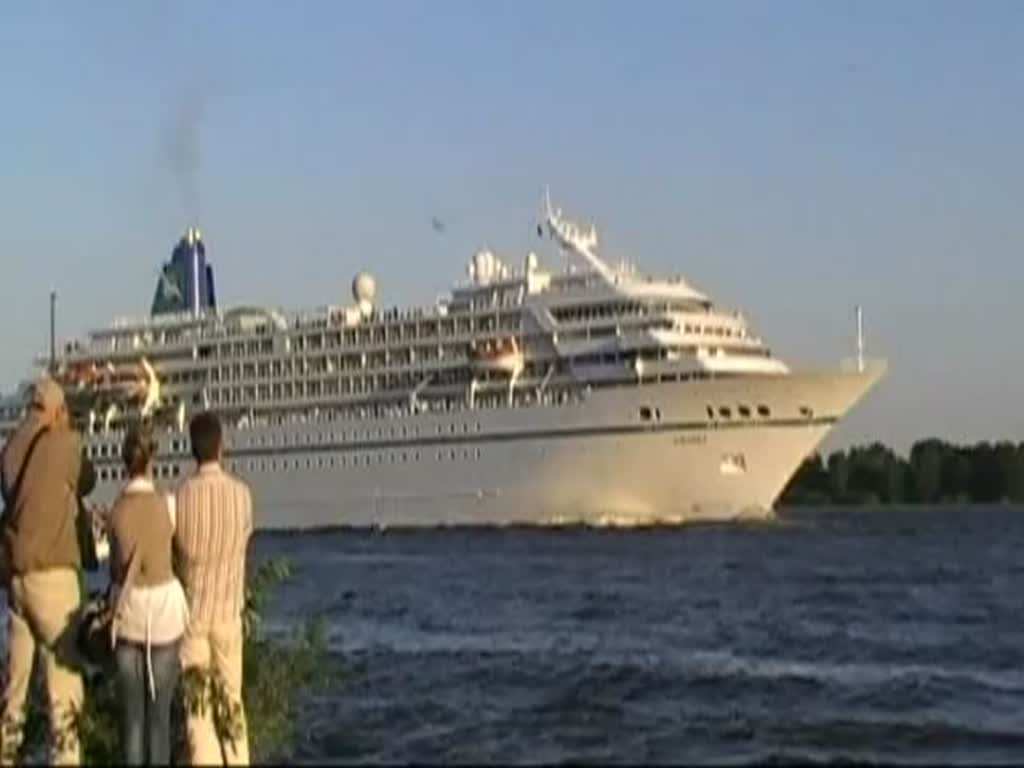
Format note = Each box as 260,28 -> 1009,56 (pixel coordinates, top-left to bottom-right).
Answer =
17,556 -> 339,764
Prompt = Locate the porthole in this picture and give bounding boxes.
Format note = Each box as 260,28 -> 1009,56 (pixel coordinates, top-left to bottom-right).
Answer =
738,405 -> 751,418
718,406 -> 732,419
757,405 -> 771,418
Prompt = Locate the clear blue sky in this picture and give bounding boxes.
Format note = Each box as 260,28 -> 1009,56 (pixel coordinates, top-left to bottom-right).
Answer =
1,0 -> 1021,453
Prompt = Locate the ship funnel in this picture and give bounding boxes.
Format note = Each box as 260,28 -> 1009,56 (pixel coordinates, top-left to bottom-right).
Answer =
151,227 -> 218,318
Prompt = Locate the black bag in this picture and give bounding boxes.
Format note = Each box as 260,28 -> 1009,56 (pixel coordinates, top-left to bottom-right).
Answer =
0,428 -> 50,586
77,588 -> 117,671
77,553 -> 140,670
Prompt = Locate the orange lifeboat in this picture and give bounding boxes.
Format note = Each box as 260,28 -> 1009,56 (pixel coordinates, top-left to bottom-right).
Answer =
57,358 -> 160,417
468,337 -> 524,375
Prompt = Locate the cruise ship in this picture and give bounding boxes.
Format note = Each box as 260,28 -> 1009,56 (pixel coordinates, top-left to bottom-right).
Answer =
0,194 -> 885,528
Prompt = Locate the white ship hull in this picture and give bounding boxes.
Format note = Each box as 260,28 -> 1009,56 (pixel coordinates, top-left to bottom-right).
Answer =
88,365 -> 883,528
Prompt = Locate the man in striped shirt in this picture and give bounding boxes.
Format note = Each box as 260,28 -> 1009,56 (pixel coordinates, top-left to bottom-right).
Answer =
175,412 -> 253,766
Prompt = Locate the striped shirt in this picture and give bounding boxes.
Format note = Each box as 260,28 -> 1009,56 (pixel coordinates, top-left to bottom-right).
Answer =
174,463 -> 253,628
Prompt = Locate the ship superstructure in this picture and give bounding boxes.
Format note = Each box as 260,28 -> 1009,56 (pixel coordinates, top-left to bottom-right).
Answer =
0,195 -> 885,528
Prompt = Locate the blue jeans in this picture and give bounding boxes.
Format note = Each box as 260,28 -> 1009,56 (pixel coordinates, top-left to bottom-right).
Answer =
114,639 -> 180,766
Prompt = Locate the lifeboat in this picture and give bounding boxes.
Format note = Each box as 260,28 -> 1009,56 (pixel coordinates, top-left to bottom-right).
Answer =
57,357 -> 162,422
468,337 -> 524,375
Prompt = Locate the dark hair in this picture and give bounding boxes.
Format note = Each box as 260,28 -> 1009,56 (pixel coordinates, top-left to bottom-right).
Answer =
189,411 -> 223,464
122,424 -> 157,478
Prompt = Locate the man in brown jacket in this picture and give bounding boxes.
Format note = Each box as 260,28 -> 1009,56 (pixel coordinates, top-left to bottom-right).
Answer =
0,377 -> 85,766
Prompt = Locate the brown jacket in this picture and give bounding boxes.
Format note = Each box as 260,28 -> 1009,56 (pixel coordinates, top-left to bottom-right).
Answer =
109,480 -> 175,589
0,415 -> 82,574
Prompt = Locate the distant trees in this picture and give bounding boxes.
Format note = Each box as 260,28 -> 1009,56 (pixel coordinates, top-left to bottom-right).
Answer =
781,439 -> 1024,505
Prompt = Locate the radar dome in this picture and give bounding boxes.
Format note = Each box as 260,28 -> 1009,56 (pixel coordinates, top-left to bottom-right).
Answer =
352,272 -> 377,304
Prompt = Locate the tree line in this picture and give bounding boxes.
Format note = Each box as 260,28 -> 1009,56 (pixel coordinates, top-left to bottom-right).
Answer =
780,439 -> 1024,505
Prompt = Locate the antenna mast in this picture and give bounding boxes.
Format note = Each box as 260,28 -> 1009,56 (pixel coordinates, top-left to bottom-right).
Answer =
856,305 -> 864,373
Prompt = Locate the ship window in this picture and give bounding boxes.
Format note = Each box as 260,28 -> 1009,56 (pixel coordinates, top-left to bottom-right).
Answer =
757,405 -> 771,417
718,406 -> 732,418
799,406 -> 814,419
738,405 -> 751,418
639,406 -> 654,422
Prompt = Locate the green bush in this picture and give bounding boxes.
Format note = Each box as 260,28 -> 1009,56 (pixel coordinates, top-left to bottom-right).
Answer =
19,557 -> 339,764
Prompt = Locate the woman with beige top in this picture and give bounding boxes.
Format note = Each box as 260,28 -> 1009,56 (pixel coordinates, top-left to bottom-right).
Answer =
107,424 -> 189,765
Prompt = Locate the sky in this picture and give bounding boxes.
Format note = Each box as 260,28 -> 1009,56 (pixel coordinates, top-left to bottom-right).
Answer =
1,0 -> 1021,454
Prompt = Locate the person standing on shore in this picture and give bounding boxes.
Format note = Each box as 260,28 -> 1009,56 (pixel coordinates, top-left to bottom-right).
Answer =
107,424 -> 189,765
0,377 -> 85,765
174,412 -> 253,765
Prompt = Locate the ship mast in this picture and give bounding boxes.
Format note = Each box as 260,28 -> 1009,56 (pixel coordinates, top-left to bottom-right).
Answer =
543,187 -> 615,283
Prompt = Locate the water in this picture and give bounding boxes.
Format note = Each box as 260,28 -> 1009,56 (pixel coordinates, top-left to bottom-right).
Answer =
252,506 -> 1024,765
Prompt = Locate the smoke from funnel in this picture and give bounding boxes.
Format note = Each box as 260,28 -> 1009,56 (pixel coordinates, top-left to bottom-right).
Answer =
165,82 -> 207,223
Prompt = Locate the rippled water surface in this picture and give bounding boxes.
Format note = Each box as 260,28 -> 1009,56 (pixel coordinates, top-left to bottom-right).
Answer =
255,507 -> 1024,764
